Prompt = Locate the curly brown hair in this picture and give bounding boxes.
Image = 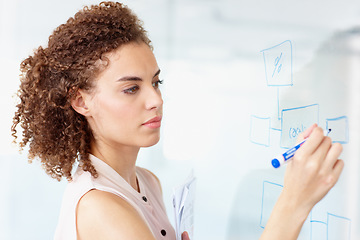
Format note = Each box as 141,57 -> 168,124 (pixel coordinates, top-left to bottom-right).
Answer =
11,1 -> 152,181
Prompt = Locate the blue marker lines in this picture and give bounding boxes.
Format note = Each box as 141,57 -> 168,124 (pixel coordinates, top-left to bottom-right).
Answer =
250,39 -> 350,150
281,104 -> 319,148
272,52 -> 283,78
310,212 -> 351,240
261,40 -> 293,87
252,39 -> 352,240
260,188 -> 352,239
326,116 -> 349,144
260,181 -> 283,228
250,40 -> 296,149
250,115 -> 271,147
277,88 -> 281,120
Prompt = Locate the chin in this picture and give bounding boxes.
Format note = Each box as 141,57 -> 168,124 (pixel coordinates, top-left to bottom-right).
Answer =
141,135 -> 161,148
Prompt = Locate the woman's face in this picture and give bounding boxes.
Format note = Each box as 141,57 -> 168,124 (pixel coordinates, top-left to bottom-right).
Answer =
83,42 -> 163,149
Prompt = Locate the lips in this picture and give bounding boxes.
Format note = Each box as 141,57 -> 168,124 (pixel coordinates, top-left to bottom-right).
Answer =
142,116 -> 162,129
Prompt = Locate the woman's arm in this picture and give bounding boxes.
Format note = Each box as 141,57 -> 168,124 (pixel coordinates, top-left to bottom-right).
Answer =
259,124 -> 344,240
183,125 -> 343,240
76,190 -> 156,240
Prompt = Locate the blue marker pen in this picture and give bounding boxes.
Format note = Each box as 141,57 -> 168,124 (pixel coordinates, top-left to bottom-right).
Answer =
271,129 -> 331,168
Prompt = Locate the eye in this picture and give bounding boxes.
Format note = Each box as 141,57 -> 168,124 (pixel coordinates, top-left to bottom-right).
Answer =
152,80 -> 163,89
123,85 -> 139,94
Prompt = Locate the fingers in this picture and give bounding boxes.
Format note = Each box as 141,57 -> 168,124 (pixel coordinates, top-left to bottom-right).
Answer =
323,143 -> 343,172
310,136 -> 332,167
297,123 -> 317,143
283,124 -> 345,212
296,127 -> 326,158
331,159 -> 344,185
181,231 -> 190,240
295,127 -> 343,171
295,126 -> 344,187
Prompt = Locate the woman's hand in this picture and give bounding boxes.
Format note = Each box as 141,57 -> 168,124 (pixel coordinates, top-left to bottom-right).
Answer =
283,124 -> 344,214
260,123 -> 344,240
181,231 -> 190,240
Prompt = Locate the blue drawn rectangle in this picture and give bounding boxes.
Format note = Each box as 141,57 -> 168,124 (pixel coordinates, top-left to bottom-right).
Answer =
326,116 -> 349,144
327,213 -> 351,240
250,115 -> 271,147
260,40 -> 293,87
310,220 -> 327,240
260,181 -> 283,228
281,104 -> 319,148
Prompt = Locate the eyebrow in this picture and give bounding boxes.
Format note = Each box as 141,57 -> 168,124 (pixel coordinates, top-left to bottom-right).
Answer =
117,69 -> 161,82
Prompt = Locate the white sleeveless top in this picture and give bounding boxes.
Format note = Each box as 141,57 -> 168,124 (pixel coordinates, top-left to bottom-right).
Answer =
54,154 -> 175,240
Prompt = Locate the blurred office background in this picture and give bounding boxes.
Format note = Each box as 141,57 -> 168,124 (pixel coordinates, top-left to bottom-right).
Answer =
1,0 -> 360,239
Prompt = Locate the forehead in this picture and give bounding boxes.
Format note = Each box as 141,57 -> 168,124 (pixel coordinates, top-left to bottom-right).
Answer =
101,42 -> 158,77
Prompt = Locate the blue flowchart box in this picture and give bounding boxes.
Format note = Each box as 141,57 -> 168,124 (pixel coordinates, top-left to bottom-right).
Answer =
326,116 -> 349,144
311,220 -> 327,240
327,213 -> 351,240
260,181 -> 283,228
281,104 -> 319,148
250,115 -> 271,147
310,212 -> 351,240
261,40 -> 293,87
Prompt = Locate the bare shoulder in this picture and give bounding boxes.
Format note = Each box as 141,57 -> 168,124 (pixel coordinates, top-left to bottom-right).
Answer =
76,189 -> 156,240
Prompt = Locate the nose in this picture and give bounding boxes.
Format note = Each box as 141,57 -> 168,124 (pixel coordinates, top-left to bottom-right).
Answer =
145,85 -> 163,111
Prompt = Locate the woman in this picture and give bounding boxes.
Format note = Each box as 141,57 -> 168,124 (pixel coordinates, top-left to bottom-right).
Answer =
12,2 -> 344,240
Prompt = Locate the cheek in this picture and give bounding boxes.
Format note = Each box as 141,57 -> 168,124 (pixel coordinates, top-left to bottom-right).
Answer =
97,96 -> 138,127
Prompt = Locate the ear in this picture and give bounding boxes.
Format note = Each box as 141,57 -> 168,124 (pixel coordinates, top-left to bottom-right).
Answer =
71,89 -> 91,116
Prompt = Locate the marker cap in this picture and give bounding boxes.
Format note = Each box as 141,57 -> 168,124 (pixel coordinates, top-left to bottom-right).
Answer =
271,154 -> 285,168
271,158 -> 281,168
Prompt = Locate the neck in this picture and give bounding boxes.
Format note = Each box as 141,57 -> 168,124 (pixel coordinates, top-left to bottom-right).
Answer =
90,140 -> 140,192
